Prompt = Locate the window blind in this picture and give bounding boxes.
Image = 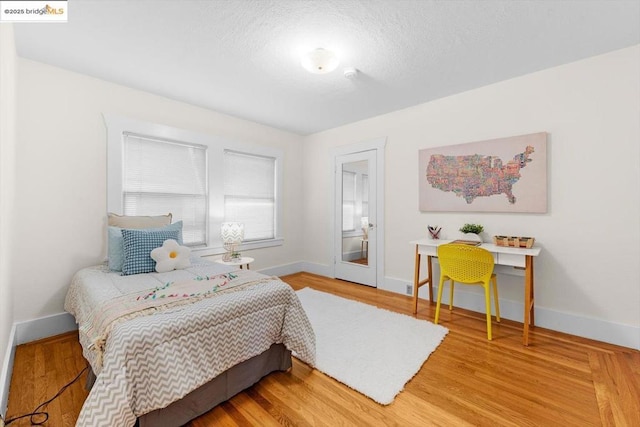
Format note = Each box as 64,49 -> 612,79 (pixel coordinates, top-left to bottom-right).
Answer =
123,133 -> 208,246
223,150 -> 276,241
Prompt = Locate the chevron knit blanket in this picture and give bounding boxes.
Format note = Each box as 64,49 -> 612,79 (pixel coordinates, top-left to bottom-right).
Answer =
65,261 -> 316,427
83,270 -> 272,369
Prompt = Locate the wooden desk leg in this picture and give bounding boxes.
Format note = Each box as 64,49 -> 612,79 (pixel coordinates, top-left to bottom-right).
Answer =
426,255 -> 433,303
413,246 -> 421,314
529,257 -> 534,326
523,255 -> 534,346
413,245 -> 435,315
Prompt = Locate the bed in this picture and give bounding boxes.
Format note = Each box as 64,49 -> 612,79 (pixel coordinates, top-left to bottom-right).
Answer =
64,257 -> 316,427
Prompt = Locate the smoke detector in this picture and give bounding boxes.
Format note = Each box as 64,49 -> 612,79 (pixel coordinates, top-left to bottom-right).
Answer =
343,67 -> 358,79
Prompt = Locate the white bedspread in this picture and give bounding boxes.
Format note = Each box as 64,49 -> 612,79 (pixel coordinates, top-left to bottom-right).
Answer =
64,259 -> 315,426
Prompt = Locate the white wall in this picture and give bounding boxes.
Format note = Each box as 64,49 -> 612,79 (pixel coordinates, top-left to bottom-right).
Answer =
302,45 -> 640,347
7,44 -> 640,350
0,23 -> 17,415
13,58 -> 304,324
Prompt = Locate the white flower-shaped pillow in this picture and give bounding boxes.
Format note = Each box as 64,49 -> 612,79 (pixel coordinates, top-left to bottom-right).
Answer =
150,239 -> 191,273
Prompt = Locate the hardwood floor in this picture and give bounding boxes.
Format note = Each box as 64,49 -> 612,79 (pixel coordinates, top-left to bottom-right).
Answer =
6,272 -> 639,426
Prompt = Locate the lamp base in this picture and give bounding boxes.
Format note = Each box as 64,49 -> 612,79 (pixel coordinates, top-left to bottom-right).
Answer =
222,241 -> 242,262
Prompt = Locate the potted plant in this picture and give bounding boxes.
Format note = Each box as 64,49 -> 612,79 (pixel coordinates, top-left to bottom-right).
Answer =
459,223 -> 484,242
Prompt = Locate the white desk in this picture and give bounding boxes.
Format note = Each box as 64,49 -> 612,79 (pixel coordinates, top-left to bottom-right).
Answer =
411,238 -> 541,345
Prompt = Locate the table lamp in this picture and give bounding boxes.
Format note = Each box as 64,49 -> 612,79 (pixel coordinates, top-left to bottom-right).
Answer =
221,222 -> 244,261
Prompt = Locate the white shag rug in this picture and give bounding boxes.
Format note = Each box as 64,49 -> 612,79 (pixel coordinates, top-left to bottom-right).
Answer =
295,287 -> 448,405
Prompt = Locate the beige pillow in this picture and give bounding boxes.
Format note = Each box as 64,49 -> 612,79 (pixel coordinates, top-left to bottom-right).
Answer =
107,213 -> 172,229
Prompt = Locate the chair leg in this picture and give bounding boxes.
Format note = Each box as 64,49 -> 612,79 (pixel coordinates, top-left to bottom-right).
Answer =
484,284 -> 492,340
434,277 -> 446,325
492,276 -> 501,322
449,280 -> 454,311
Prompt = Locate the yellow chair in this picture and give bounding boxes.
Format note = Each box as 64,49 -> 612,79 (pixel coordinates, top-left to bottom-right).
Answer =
434,244 -> 501,340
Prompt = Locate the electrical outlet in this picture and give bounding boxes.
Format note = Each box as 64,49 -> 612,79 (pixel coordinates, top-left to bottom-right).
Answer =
406,285 -> 412,295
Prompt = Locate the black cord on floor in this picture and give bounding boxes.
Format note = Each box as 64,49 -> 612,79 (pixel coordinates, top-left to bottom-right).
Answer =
5,365 -> 89,425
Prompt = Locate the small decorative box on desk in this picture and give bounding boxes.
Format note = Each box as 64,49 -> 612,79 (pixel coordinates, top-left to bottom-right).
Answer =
493,235 -> 536,248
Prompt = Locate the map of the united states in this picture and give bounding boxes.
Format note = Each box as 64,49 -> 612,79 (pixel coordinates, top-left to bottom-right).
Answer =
426,145 -> 535,204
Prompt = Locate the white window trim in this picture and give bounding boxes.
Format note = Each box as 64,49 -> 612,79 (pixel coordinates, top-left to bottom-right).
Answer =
104,114 -> 284,256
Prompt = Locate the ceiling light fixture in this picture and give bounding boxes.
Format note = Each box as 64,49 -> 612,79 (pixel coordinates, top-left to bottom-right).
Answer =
301,48 -> 339,74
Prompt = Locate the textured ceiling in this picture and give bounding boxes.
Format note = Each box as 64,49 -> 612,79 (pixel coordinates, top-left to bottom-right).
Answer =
13,0 -> 640,135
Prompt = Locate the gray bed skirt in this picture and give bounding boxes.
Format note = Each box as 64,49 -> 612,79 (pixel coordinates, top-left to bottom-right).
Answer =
86,343 -> 292,427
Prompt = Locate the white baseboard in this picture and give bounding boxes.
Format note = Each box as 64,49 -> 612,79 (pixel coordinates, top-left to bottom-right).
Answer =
299,262 -> 333,278
259,261 -> 335,282
257,261 -> 305,277
383,276 -> 640,350
15,312 -> 77,346
0,313 -> 78,418
0,324 -> 16,419
273,262 -> 639,350
378,276 -> 413,296
538,307 -> 639,350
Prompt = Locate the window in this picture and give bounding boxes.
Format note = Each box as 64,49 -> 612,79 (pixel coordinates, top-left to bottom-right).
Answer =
224,151 -> 276,241
122,133 -> 208,246
106,115 -> 283,255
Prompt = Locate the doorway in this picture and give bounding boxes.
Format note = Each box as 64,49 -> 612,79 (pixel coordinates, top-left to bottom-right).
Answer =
333,138 -> 385,287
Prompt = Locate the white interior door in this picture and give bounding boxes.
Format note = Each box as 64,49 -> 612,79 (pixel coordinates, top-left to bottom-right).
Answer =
334,150 -> 377,287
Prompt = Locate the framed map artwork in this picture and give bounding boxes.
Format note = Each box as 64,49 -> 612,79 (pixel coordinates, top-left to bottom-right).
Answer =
419,132 -> 547,213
